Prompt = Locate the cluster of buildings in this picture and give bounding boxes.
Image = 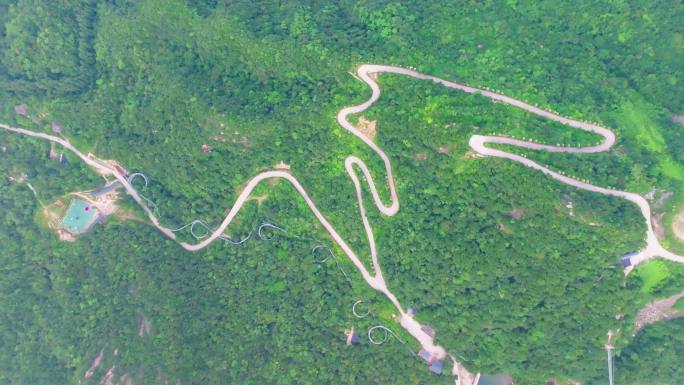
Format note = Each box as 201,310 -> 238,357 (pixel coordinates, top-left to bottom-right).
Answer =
408,307 -> 445,375
14,104 -> 63,133
418,347 -> 444,374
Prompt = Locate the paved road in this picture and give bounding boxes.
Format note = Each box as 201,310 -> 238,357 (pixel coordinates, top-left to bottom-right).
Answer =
0,124 -> 178,240
5,64 -> 684,385
350,65 -> 684,269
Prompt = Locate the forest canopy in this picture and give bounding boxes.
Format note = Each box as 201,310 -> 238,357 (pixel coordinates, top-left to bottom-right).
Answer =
1,1 -> 684,384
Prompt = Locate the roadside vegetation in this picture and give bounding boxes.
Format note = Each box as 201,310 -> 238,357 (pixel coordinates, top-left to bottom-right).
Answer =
1,0 -> 684,384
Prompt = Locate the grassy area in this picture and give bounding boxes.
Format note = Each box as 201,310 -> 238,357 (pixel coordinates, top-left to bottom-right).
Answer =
634,260 -> 672,293
614,98 -> 684,183
614,99 -> 665,153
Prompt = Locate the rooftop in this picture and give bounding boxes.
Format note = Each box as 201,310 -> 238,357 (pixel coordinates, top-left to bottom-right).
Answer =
90,181 -> 122,197
14,104 -> 28,117
418,349 -> 432,363
428,359 -> 443,374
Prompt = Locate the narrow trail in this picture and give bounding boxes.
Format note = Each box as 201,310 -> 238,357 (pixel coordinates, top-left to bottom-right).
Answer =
4,64 -> 684,385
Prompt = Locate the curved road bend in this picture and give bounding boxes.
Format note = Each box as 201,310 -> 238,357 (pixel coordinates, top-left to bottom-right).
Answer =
348,64 -> 684,268
4,64 -> 684,384
1,122 -> 449,375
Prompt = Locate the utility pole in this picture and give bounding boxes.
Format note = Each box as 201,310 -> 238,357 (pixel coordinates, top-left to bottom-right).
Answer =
606,345 -> 613,385
605,330 -> 614,385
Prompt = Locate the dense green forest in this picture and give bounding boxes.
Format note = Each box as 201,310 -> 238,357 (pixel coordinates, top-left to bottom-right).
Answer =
1,0 -> 684,384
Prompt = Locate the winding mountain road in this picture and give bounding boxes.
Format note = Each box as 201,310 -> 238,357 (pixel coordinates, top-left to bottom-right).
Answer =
4,64 -> 684,385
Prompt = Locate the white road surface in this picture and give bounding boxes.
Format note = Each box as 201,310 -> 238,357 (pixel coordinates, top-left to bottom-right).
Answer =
4,64 -> 684,385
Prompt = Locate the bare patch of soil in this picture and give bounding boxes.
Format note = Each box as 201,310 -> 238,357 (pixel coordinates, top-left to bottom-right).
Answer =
356,116 -> 377,141
58,230 -> 77,242
437,145 -> 453,154
138,315 -> 151,337
120,373 -> 133,385
652,212 -> 666,240
673,210 -> 684,242
84,349 -> 104,380
274,161 -> 291,170
506,208 -> 525,219
231,130 -> 251,147
635,289 -> 684,332
247,193 -> 269,206
498,222 -> 513,234
461,150 -> 484,160
644,188 -> 673,210
576,215 -> 602,227
100,365 -> 115,385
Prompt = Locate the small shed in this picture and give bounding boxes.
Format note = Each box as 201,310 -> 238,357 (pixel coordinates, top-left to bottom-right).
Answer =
428,359 -> 444,375
52,121 -> 63,133
407,306 -> 417,315
350,333 -> 360,345
14,104 -> 29,117
621,251 -> 638,267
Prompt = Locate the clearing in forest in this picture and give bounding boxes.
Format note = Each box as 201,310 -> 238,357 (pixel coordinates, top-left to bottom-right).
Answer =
356,116 -> 377,141
673,209 -> 684,242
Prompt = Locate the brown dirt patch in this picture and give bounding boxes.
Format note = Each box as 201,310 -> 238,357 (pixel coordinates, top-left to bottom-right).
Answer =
274,161 -> 291,170
101,365 -> 115,385
635,289 -> 684,332
58,230 -> 77,242
674,210 -> 684,242
230,130 -> 250,147
84,349 -> 104,380
461,150 -> 484,160
498,222 -> 513,234
356,117 -> 377,141
506,208 -> 525,219
138,315 -> 151,337
652,212 -> 666,240
247,194 -> 268,206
